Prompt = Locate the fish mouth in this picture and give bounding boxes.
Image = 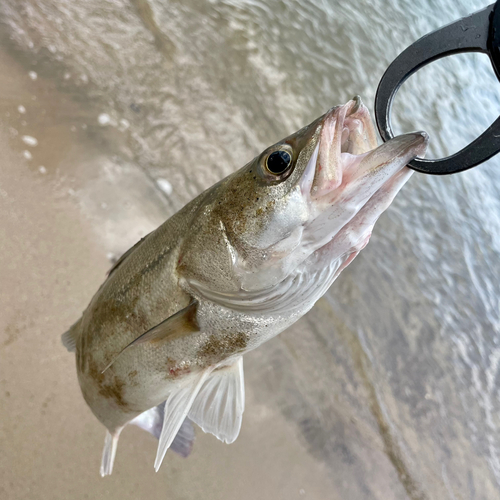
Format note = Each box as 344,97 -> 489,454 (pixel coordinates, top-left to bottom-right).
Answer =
298,97 -> 428,256
300,96 -> 428,203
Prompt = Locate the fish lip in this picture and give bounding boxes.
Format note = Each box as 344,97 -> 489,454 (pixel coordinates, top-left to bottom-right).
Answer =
401,130 -> 428,153
321,96 -> 369,151
411,130 -> 429,154
350,95 -> 362,114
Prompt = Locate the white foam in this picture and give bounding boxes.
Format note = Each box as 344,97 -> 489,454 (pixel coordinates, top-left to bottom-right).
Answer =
22,135 -> 38,147
23,150 -> 32,160
18,105 -> 26,114
98,113 -> 111,126
118,119 -> 130,131
28,71 -> 38,80
156,178 -> 173,196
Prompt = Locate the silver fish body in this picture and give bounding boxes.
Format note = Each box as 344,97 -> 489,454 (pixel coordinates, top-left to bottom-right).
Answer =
63,98 -> 428,475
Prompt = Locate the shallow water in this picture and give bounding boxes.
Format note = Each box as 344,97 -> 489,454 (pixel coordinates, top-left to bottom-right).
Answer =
1,0 -> 500,498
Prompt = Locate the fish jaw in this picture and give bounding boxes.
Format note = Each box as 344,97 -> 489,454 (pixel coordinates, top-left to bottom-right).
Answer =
298,100 -> 428,258
307,97 -> 377,198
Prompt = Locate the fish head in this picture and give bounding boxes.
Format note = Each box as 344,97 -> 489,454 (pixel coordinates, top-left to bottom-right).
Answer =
179,98 -> 428,305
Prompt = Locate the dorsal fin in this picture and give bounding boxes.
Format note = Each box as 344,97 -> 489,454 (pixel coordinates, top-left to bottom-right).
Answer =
61,318 -> 82,353
101,300 -> 199,373
107,232 -> 151,277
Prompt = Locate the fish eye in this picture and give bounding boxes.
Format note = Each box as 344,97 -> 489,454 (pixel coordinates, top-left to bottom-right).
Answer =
265,150 -> 292,175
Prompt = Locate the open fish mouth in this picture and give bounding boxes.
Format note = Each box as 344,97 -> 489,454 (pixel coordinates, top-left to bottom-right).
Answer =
300,97 -> 428,255
301,97 -> 428,201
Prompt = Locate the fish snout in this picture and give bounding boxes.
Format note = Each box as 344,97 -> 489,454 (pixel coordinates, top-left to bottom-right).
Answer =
349,131 -> 428,185
338,130 -> 428,209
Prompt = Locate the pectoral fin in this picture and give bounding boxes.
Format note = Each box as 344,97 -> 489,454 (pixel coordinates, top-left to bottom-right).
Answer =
101,300 -> 199,373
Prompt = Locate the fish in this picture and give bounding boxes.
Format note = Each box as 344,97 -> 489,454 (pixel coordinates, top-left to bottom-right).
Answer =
61,97 -> 428,476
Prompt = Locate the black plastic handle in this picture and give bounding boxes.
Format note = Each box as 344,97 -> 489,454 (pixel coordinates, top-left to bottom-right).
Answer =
375,2 -> 500,175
